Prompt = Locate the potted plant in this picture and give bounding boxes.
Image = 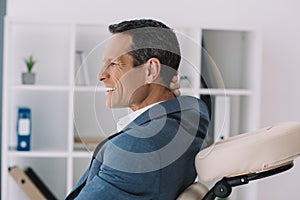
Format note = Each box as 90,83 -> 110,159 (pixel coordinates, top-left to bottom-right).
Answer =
22,55 -> 36,84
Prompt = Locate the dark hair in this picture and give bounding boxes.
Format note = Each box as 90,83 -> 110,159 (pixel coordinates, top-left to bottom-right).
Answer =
108,19 -> 181,85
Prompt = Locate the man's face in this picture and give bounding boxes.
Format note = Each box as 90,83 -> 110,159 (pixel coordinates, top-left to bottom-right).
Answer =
99,33 -> 149,109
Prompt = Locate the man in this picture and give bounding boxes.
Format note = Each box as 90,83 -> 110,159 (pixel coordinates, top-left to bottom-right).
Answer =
66,19 -> 210,200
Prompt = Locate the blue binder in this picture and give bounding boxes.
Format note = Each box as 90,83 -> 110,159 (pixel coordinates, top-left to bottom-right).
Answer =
17,107 -> 31,151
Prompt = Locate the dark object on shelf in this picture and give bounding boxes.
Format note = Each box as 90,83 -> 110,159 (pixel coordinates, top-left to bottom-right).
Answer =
24,167 -> 58,200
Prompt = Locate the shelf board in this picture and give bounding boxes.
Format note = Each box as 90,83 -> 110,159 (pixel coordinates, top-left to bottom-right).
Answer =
181,88 -> 252,96
10,85 -> 70,91
71,150 -> 93,158
73,86 -> 253,96
10,85 -> 252,96
7,150 -> 93,158
7,150 -> 68,158
73,85 -> 106,92
200,88 -> 253,96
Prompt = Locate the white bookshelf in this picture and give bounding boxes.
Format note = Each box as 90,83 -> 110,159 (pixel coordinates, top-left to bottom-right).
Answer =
1,17 -> 261,200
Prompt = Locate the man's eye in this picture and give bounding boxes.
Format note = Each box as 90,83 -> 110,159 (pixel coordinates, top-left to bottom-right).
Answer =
109,62 -> 118,67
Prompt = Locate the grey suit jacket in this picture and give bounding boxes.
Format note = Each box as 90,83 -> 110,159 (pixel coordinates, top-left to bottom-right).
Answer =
66,96 -> 210,200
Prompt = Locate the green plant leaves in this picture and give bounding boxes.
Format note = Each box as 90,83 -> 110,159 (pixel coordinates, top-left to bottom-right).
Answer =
24,55 -> 36,73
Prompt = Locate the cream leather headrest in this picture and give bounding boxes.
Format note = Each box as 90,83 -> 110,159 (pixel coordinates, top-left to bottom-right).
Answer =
196,121 -> 300,182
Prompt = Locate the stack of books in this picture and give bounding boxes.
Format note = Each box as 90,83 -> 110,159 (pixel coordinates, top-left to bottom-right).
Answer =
74,136 -> 106,151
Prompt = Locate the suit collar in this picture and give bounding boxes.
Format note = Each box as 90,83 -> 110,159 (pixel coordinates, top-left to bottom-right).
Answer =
117,102 -> 161,132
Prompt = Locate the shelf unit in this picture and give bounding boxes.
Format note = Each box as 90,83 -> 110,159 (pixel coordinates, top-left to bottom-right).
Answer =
1,17 -> 261,200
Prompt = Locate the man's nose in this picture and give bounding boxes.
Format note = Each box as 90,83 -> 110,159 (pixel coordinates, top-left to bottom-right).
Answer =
98,66 -> 110,82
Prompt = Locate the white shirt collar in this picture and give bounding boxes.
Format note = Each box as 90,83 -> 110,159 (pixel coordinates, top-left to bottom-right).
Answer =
117,102 -> 161,132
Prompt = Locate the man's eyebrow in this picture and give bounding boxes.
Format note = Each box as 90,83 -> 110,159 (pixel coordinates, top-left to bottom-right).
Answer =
104,54 -> 127,64
103,58 -> 117,63
111,57 -> 126,63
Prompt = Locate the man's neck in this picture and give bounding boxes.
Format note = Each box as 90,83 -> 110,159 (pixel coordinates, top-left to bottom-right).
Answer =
129,84 -> 175,111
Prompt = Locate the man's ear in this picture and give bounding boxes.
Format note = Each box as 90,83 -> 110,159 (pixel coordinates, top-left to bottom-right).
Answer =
145,58 -> 161,83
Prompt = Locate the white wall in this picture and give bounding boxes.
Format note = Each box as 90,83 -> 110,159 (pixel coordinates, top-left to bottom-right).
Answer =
6,0 -> 300,199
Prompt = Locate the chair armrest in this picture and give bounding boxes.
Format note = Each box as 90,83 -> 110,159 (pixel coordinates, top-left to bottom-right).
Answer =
176,182 -> 208,200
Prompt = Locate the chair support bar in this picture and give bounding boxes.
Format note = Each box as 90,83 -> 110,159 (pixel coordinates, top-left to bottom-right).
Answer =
202,162 -> 294,200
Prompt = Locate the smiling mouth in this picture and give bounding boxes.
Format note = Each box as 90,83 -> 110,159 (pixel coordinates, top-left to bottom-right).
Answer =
106,87 -> 116,92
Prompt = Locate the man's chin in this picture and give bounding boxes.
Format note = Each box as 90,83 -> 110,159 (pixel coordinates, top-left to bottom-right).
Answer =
106,101 -> 128,109
106,103 -> 112,109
